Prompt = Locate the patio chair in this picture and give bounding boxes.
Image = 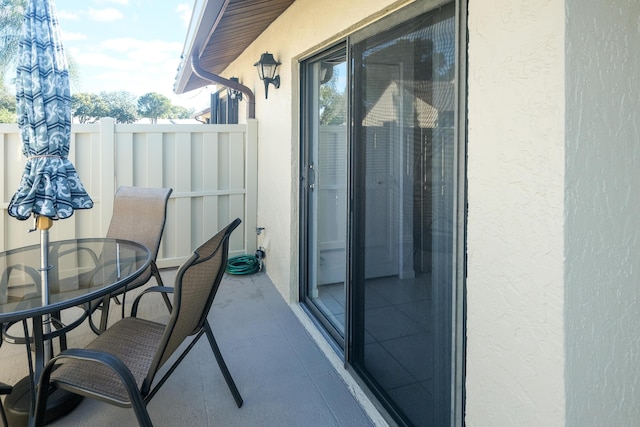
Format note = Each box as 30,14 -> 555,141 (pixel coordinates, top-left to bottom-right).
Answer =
88,186 -> 173,333
32,218 -> 243,427
2,186 -> 172,356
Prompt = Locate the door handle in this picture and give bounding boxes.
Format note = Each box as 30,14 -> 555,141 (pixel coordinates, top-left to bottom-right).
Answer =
308,163 -> 316,191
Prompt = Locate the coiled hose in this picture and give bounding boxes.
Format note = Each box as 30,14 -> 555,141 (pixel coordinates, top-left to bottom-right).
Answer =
226,254 -> 260,275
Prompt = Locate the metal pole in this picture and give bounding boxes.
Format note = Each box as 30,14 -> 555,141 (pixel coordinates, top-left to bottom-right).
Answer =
37,215 -> 53,363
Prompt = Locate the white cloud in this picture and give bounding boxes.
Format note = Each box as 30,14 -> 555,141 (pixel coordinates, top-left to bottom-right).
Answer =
100,37 -> 141,53
74,51 -> 136,71
56,0 -> 211,110
94,0 -> 130,5
100,38 -> 182,63
61,31 -> 87,42
87,8 -> 124,22
89,67 -> 180,99
71,37 -> 185,97
57,11 -> 80,20
177,3 -> 191,27
72,60 -> 211,110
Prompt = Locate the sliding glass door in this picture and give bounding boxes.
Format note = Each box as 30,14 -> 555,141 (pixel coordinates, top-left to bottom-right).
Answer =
350,4 -> 457,425
301,45 -> 348,342
301,2 -> 463,425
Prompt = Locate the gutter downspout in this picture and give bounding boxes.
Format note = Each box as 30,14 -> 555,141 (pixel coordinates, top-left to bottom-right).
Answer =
191,53 -> 256,119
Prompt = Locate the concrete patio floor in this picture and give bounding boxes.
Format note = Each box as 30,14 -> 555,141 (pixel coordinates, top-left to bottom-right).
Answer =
1,269 -> 382,426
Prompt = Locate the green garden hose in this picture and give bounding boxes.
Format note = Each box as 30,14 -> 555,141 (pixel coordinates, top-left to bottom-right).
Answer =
226,254 -> 260,275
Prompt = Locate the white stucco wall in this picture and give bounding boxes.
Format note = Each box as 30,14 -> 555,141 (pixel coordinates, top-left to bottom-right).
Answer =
211,0 -> 640,425
466,0 -> 566,425
565,1 -> 640,426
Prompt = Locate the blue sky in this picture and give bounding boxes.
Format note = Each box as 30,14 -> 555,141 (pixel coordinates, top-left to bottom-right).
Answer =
55,0 -> 210,111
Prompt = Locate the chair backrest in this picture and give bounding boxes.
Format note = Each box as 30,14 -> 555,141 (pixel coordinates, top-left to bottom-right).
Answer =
143,218 -> 241,392
106,186 -> 172,290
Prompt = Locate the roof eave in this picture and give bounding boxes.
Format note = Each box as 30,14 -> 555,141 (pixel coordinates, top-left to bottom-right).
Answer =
174,0 -> 296,95
174,0 -> 229,94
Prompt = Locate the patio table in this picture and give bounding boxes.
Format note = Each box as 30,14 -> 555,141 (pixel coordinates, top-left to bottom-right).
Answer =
0,238 -> 150,426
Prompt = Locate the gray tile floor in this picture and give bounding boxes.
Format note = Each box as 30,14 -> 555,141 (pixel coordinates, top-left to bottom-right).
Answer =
313,275 -> 436,426
1,270 -> 380,427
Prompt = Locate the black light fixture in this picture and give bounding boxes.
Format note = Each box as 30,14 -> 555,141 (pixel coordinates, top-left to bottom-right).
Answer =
254,52 -> 281,99
227,77 -> 242,100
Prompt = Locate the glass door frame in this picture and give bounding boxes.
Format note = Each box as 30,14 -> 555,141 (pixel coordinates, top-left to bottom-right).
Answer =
299,42 -> 350,349
299,0 -> 467,424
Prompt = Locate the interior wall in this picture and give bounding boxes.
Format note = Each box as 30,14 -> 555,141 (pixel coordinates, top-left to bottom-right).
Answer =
466,0 -> 566,425
565,1 -> 640,425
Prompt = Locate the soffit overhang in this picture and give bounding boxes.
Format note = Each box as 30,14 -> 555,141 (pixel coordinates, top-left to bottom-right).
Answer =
174,0 -> 295,94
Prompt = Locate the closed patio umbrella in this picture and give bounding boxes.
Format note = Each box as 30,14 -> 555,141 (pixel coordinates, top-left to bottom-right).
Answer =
7,0 -> 92,360
9,0 -> 93,222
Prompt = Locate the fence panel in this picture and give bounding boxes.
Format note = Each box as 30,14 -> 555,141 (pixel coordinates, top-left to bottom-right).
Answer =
0,119 -> 256,267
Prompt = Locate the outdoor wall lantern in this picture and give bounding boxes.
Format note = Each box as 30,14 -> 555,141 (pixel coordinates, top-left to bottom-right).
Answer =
254,52 -> 281,99
228,77 -> 242,100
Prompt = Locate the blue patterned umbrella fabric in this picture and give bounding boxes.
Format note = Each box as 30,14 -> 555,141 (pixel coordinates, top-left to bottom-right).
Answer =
8,0 -> 93,221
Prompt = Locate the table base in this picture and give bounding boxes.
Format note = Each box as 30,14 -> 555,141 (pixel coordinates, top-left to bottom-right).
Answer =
4,376 -> 83,426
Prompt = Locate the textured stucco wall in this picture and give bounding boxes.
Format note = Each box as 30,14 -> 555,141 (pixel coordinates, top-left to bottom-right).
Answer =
565,2 -> 640,426
220,0 -> 415,301
213,0 -> 640,425
466,0 -> 566,425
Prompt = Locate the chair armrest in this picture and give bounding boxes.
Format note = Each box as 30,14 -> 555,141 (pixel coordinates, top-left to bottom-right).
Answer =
116,260 -> 165,320
0,264 -> 41,294
54,246 -> 100,265
36,348 -> 142,410
131,286 -> 174,317
0,382 -> 12,395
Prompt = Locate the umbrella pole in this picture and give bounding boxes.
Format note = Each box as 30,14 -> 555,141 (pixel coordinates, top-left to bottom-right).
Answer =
37,215 -> 53,362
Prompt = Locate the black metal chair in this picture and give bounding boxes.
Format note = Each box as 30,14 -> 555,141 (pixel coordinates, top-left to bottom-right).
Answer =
32,219 -> 243,427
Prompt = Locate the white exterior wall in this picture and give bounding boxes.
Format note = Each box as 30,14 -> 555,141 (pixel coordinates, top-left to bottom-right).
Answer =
565,1 -> 640,426
214,0 -> 640,425
466,0 -> 566,425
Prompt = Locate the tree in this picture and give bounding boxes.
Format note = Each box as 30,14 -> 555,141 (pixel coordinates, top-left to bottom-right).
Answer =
0,108 -> 14,123
66,55 -> 81,93
1,0 -> 80,92
319,85 -> 346,125
71,92 -> 107,123
319,66 -> 346,126
0,0 -> 26,85
137,92 -> 171,124
72,91 -> 196,123
0,84 -> 16,123
170,104 -> 194,120
100,91 -> 138,124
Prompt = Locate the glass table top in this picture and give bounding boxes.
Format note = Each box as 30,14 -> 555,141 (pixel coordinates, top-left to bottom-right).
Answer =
0,238 -> 150,323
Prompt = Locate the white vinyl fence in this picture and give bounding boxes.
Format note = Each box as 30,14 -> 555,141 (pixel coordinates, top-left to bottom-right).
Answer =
0,118 -> 258,267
